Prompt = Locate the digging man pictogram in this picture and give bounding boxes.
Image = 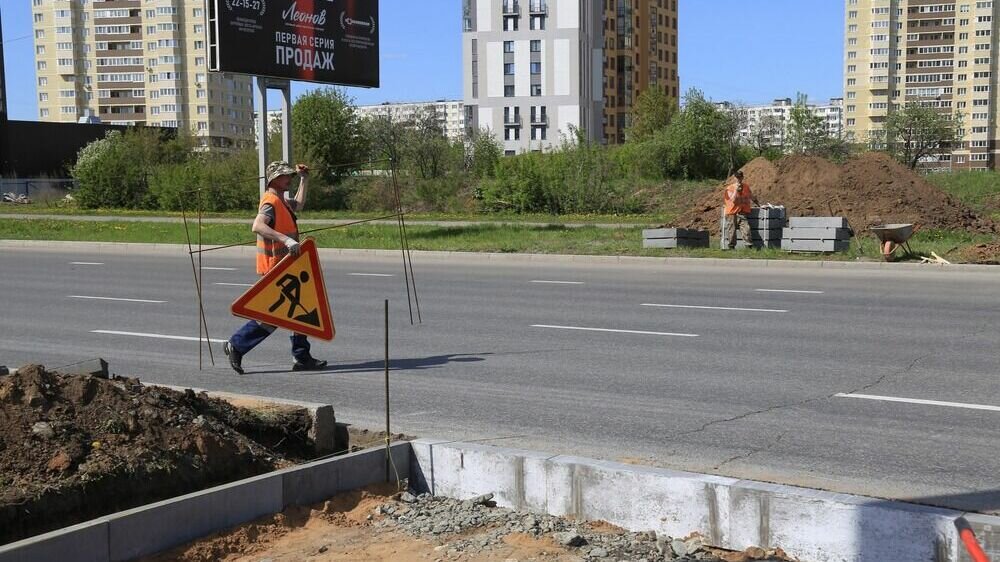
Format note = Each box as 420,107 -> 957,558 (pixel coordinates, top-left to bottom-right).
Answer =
267,271 -> 320,328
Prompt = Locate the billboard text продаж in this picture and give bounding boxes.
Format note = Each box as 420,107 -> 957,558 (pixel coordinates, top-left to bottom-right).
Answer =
209,0 -> 379,87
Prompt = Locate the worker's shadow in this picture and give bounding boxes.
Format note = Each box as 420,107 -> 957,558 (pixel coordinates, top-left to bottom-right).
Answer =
243,353 -> 488,376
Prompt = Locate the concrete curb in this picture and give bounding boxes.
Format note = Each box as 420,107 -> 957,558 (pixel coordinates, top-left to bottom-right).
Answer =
2,239 -> 997,273
150,383 -> 341,455
0,443 -> 410,562
408,439 -> 1000,562
4,439 -> 1000,561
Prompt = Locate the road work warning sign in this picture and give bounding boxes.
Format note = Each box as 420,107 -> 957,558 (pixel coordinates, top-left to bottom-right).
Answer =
231,239 -> 335,340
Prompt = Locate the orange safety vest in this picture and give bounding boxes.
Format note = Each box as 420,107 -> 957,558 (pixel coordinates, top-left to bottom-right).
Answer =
723,182 -> 753,216
255,191 -> 299,275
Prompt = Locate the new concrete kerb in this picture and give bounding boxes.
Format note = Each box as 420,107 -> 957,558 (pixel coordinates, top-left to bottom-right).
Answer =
0,443 -> 410,562
2,239 -> 996,273
6,440 -> 998,562
407,440 -> 998,562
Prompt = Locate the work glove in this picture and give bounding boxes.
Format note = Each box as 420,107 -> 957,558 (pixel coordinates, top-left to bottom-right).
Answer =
283,238 -> 301,257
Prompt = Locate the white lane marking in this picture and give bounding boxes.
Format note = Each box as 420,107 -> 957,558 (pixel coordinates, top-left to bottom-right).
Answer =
531,280 -> 584,285
69,295 -> 166,304
91,330 -> 227,343
531,324 -> 699,338
201,267 -> 237,271
756,289 -> 824,295
215,282 -> 255,287
348,273 -> 394,277
835,393 -> 1000,413
70,262 -> 104,265
641,303 -> 788,313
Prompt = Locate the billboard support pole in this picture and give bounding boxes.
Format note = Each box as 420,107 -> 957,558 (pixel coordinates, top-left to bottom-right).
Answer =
255,77 -> 293,196
256,76 -> 268,196
278,81 -> 292,163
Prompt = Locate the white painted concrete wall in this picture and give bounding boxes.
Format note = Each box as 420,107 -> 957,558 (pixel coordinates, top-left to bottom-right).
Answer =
487,42 -> 503,99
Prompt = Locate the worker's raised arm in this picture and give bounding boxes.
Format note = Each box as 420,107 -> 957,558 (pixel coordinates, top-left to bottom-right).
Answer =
290,165 -> 310,212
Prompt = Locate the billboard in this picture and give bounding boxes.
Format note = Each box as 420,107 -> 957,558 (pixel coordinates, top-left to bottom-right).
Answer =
209,0 -> 379,87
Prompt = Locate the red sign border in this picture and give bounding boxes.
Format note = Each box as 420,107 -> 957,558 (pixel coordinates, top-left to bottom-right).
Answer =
230,238 -> 335,341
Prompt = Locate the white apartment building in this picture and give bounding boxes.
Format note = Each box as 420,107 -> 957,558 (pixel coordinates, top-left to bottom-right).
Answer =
32,0 -> 254,149
462,0 -> 603,154
355,100 -> 466,141
720,97 -> 845,148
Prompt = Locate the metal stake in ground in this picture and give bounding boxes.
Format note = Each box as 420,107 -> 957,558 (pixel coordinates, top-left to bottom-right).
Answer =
180,191 -> 215,369
384,298 -> 391,482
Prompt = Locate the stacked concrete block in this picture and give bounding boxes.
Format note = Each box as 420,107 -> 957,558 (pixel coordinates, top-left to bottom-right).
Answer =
782,217 -> 852,252
720,206 -> 786,249
642,228 -> 710,249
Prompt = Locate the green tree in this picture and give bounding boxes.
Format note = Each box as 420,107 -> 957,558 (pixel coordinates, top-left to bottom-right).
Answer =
786,94 -> 828,155
71,128 -> 190,209
467,128 -> 503,179
627,87 -> 675,143
291,88 -> 369,184
654,89 -> 732,179
881,102 -> 964,169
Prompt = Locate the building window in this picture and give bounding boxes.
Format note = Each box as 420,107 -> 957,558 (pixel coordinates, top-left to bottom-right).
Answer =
531,84 -> 542,96
504,63 -> 515,75
504,17 -> 518,31
530,62 -> 541,74
530,40 -> 541,52
504,85 -> 515,97
504,41 -> 514,53
530,15 -> 545,30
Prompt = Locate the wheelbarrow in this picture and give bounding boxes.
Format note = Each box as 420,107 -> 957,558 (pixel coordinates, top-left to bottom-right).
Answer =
869,223 -> 917,261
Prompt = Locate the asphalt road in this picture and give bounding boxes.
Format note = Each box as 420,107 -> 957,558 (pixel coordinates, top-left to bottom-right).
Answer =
2,245 -> 999,513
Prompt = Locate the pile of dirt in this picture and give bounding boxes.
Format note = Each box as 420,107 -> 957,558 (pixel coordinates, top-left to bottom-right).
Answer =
676,153 -> 997,236
960,242 -> 1000,264
0,365 -> 312,545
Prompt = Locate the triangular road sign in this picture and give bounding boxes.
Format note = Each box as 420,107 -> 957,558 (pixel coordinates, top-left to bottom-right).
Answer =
230,239 -> 335,340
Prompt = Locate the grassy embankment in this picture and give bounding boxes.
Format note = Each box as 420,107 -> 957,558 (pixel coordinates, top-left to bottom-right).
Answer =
2,172 -> 997,262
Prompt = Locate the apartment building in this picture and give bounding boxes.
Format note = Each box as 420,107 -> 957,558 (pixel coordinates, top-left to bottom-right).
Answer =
602,0 -> 680,144
844,0 -> 1000,170
32,0 -> 254,149
356,100 -> 467,141
720,97 -> 845,148
462,0 -> 603,154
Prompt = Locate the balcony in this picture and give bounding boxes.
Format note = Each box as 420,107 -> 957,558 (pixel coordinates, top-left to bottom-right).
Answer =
530,113 -> 548,124
502,2 -> 520,15
503,115 -> 522,126
528,1 -> 547,14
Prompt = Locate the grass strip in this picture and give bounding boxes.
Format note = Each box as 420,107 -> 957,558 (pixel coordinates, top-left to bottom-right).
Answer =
1,218 -> 995,263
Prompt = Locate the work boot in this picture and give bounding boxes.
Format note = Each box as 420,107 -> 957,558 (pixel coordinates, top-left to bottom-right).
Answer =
292,357 -> 328,372
223,341 -> 244,375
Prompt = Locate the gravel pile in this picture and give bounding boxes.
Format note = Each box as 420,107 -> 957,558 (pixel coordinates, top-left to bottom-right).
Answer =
373,490 -> 791,562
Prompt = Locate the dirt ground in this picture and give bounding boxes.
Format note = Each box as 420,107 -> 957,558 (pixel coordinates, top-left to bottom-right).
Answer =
147,486 -> 792,562
676,153 -> 996,236
0,365 -> 314,544
960,242 -> 1000,264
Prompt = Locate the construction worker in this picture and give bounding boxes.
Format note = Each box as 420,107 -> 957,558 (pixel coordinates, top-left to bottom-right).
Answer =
723,170 -> 760,250
223,161 -> 328,375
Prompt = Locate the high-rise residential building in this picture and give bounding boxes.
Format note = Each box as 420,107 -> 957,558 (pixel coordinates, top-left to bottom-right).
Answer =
462,0 -> 604,154
602,0 -> 680,144
31,0 -> 254,149
356,100 -> 467,141
844,0 -> 1000,170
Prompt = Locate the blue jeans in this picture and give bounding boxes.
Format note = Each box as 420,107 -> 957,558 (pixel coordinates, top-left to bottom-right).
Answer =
229,320 -> 311,362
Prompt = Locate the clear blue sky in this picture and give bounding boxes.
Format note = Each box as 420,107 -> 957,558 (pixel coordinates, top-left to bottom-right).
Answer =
1,0 -> 844,121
